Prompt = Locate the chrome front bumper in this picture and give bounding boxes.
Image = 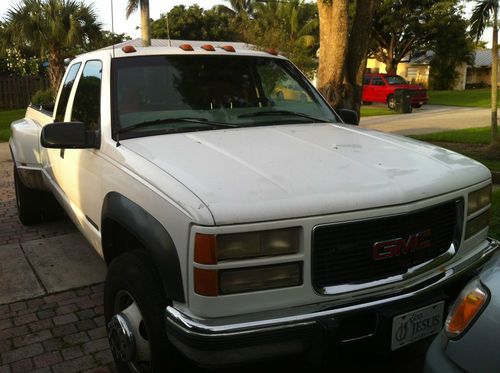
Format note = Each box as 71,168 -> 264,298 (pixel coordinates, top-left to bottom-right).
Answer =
165,238 -> 499,366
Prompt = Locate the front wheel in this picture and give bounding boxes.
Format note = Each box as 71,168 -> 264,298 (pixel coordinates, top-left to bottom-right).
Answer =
104,251 -> 190,372
387,94 -> 396,110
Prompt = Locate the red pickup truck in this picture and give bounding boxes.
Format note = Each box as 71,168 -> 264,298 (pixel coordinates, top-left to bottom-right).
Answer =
362,73 -> 428,109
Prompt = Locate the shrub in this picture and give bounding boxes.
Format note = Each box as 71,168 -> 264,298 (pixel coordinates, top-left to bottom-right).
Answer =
31,88 -> 54,105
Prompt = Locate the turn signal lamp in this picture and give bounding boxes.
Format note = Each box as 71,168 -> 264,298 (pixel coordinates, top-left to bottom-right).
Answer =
445,279 -> 488,339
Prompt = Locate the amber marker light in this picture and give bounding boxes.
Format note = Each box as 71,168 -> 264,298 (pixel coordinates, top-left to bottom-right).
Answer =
194,233 -> 217,264
221,45 -> 236,52
194,268 -> 218,296
265,48 -> 279,56
121,45 -> 136,53
445,279 -> 488,338
179,44 -> 194,51
201,44 -> 216,51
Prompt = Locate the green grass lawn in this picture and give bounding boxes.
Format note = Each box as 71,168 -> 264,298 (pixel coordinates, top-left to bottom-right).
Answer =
412,126 -> 491,145
360,105 -> 397,117
411,127 -> 500,172
0,109 -> 25,142
428,88 -> 499,108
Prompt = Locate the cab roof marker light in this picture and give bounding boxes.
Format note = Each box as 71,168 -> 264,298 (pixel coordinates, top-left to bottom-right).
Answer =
201,44 -> 216,52
179,44 -> 194,51
221,45 -> 236,52
265,48 -> 279,56
121,45 -> 136,53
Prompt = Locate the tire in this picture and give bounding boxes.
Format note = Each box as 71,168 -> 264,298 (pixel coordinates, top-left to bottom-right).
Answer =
41,192 -> 64,221
413,104 -> 422,108
104,251 -> 191,372
387,94 -> 396,110
13,165 -> 42,225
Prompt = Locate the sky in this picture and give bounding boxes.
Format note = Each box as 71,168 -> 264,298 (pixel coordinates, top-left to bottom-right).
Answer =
0,0 -> 493,46
0,0 -> 226,39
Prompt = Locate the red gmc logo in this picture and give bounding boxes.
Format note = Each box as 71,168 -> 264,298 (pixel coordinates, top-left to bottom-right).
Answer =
372,229 -> 432,260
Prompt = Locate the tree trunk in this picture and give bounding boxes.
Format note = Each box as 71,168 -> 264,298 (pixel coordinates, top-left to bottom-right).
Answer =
140,0 -> 151,47
48,47 -> 65,95
385,59 -> 398,74
317,0 -> 350,108
344,0 -> 378,120
492,4 -> 500,148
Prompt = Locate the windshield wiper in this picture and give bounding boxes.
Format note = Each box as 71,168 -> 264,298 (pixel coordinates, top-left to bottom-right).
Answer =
238,110 -> 330,123
115,117 -> 237,147
117,117 -> 236,135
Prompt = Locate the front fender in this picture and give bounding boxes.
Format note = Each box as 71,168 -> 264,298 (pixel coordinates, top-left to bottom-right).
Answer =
101,192 -> 185,303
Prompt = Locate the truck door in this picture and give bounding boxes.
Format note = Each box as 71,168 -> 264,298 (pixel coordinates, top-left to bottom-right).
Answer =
52,60 -> 104,243
362,76 -> 373,102
370,76 -> 386,103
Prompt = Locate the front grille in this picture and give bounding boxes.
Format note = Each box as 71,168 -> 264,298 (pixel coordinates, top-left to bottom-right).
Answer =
312,201 -> 459,291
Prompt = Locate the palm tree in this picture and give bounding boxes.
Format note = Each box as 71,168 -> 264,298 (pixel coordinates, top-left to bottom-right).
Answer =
126,0 -> 151,47
471,0 -> 500,148
5,0 -> 101,94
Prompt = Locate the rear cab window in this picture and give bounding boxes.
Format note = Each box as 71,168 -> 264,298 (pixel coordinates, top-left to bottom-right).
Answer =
54,63 -> 81,122
71,60 -> 103,131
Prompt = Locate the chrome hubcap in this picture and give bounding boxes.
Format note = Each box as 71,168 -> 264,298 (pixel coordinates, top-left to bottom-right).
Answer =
108,313 -> 135,362
109,291 -> 151,369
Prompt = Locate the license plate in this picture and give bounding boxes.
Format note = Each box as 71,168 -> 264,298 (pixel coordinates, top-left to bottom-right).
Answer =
391,301 -> 445,350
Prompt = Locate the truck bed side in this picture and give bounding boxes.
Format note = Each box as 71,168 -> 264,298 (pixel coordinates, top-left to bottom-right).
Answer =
9,105 -> 53,190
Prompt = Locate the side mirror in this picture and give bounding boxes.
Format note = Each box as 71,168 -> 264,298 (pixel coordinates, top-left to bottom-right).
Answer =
338,109 -> 359,125
41,122 -> 98,149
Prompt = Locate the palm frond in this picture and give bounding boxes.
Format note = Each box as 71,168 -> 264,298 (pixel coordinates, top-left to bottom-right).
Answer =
470,0 -> 496,42
125,0 -> 140,19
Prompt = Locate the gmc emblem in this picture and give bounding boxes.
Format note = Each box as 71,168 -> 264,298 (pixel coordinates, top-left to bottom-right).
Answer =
372,229 -> 432,260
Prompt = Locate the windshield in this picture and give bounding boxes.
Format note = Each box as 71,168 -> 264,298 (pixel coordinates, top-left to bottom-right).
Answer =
112,55 -> 337,138
385,75 -> 408,85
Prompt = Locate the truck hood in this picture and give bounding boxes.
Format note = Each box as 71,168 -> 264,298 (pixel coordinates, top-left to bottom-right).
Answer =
123,123 -> 490,225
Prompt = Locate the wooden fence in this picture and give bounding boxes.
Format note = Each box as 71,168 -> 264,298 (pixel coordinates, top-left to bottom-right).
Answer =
0,76 -> 50,109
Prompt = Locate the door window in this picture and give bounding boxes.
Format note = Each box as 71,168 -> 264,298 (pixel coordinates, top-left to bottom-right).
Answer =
371,77 -> 385,86
71,60 -> 103,131
54,63 -> 81,122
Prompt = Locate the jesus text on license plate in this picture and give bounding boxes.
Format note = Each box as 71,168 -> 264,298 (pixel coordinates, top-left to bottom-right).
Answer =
391,301 -> 445,350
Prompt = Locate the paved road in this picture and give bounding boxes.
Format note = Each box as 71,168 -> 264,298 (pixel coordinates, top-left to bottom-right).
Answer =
360,105 -> 490,135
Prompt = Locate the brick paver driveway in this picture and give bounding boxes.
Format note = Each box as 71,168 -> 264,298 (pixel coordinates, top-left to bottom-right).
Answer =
0,145 -> 115,373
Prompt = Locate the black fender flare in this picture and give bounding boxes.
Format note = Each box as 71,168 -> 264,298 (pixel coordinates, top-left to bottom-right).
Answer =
101,192 -> 185,302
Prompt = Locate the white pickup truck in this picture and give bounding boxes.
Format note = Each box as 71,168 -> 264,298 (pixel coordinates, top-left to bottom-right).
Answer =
9,43 -> 499,372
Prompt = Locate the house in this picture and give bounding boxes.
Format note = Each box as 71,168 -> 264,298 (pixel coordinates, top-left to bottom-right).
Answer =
366,51 -> 468,90
466,49 -> 498,88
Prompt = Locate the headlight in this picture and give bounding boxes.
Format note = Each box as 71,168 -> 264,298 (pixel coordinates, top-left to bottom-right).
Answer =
468,185 -> 492,216
219,262 -> 302,295
465,210 -> 490,239
445,279 -> 489,339
194,228 -> 300,264
193,262 -> 303,296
